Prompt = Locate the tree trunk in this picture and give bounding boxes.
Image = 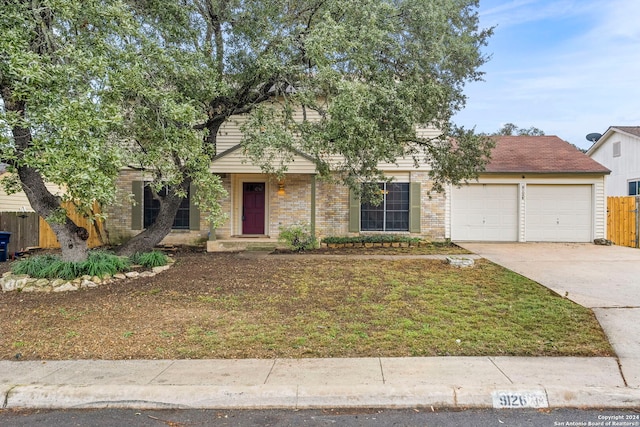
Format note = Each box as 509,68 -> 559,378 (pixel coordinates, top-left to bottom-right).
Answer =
116,179 -> 191,257
18,165 -> 90,262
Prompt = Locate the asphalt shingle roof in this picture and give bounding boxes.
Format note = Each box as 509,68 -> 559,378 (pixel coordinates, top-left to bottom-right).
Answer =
485,135 -> 610,174
611,126 -> 640,138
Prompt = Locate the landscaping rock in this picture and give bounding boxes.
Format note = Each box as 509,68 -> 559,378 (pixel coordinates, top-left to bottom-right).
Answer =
594,238 -> 612,246
51,279 -> 66,287
1,261 -> 173,293
1,279 -> 16,292
446,256 -> 475,268
81,280 -> 98,289
54,282 -> 78,292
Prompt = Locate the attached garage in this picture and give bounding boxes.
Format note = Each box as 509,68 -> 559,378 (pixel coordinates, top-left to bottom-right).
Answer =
448,136 -> 610,243
451,184 -> 518,241
525,185 -> 592,242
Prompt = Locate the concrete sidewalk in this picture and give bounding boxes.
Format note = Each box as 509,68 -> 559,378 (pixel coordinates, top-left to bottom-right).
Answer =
2,357 -> 638,409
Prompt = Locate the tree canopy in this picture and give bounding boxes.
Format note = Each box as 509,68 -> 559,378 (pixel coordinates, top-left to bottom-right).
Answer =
494,123 -> 546,136
1,0 -> 494,260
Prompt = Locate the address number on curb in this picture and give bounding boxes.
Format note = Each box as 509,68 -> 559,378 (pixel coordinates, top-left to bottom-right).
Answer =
492,391 -> 549,409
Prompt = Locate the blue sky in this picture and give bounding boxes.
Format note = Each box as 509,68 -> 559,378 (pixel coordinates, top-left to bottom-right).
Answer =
453,0 -> 640,149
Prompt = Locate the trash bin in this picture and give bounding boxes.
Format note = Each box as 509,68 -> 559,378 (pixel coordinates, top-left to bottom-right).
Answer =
0,231 -> 11,262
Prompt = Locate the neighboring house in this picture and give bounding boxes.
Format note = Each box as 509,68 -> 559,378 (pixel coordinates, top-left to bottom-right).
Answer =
448,136 -> 610,243
586,126 -> 640,196
104,131 -> 610,249
0,168 -> 64,213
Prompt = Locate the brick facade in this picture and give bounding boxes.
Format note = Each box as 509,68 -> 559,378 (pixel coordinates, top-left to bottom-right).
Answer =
106,170 -> 446,245
104,170 -> 208,246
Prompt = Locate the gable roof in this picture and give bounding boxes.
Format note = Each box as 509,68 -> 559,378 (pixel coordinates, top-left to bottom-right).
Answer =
485,135 -> 610,174
586,126 -> 640,156
210,143 -> 318,174
609,126 -> 640,138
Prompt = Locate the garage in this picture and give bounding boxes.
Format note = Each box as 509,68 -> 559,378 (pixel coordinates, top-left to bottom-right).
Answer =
525,185 -> 592,242
448,136 -> 610,243
451,184 -> 518,241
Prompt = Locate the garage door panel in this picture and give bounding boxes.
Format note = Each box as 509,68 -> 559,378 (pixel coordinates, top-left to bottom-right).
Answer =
525,185 -> 591,242
451,184 -> 518,241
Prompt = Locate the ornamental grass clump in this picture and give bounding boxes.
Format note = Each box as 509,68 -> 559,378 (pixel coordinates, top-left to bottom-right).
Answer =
80,251 -> 131,277
11,251 -> 130,280
129,251 -> 169,268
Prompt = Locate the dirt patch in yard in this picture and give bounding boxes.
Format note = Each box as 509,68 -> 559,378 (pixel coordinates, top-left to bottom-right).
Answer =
0,248 -> 613,360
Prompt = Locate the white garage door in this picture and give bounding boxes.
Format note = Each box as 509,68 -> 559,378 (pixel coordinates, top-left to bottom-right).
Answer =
525,185 -> 592,242
451,184 -> 518,241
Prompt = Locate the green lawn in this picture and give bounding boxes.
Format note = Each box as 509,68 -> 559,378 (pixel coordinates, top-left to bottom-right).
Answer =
0,254 -> 614,360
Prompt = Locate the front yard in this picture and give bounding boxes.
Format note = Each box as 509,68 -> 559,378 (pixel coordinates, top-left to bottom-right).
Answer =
0,249 -> 613,360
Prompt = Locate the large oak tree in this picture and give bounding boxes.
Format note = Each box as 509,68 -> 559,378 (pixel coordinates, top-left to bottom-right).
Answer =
121,0 -> 494,249
1,1 -> 127,261
2,0 -> 494,261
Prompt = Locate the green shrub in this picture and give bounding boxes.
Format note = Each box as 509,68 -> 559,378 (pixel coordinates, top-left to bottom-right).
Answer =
129,251 -> 169,268
80,251 -> 130,277
321,234 -> 423,245
11,251 -> 130,280
278,222 -> 317,252
11,254 -> 60,277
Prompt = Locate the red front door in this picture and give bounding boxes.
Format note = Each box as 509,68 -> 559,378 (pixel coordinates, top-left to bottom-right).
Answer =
242,183 -> 265,235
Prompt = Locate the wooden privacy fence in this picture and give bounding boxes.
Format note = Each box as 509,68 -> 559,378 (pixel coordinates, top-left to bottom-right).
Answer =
0,212 -> 40,256
607,196 -> 639,248
0,203 -> 105,258
38,202 -> 106,249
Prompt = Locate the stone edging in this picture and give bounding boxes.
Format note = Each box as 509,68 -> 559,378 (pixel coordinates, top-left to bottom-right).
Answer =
1,264 -> 172,293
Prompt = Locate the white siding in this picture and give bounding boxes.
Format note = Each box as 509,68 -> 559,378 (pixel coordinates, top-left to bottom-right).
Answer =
211,147 -> 317,174
0,175 -> 64,212
589,130 -> 640,196
213,107 -> 439,173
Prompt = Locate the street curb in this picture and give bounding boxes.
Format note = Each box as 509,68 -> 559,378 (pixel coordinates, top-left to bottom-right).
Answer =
4,384 -> 640,410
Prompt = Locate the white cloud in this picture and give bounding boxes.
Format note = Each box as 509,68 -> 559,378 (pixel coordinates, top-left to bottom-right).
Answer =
455,0 -> 640,149
480,0 -> 591,29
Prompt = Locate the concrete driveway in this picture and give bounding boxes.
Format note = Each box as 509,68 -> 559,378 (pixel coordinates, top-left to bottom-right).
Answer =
457,242 -> 640,387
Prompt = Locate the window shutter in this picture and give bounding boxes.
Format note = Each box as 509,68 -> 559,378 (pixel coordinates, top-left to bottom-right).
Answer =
409,182 -> 421,233
189,182 -> 200,231
131,181 -> 144,230
348,188 -> 360,233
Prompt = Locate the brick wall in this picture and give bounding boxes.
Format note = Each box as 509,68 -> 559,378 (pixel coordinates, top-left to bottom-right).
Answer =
412,171 -> 446,240
104,170 -> 209,246
106,171 -> 447,244
268,175 -> 312,235
103,170 -> 138,244
315,180 -> 351,237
